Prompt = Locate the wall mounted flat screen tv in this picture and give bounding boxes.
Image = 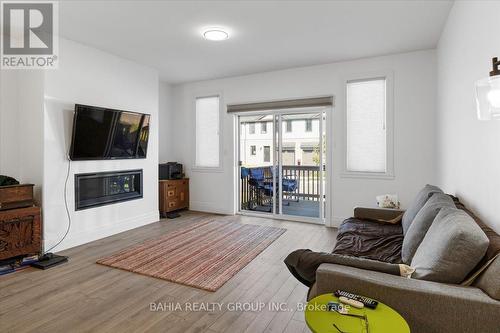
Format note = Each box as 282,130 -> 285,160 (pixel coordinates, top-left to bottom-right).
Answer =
69,104 -> 150,160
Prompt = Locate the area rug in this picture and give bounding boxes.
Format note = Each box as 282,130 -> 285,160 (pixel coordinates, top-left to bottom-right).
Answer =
96,217 -> 286,291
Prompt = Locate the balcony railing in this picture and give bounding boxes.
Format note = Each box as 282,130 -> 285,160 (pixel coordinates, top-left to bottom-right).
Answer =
240,165 -> 323,211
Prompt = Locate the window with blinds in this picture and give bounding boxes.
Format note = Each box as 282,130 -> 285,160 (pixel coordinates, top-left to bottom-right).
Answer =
346,78 -> 387,173
305,119 -> 312,132
195,96 -> 220,168
263,146 -> 270,162
261,122 -> 267,134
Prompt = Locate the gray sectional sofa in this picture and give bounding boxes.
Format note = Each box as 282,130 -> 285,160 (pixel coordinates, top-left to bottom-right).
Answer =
285,185 -> 500,333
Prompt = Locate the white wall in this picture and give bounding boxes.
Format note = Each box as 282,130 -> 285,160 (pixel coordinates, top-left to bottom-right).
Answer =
159,81 -> 176,162
43,39 -> 159,251
170,50 -> 437,224
436,1 -> 500,233
0,71 -> 44,203
0,71 -> 20,180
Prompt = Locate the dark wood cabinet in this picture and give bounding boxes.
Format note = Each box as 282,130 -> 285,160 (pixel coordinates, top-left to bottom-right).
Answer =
0,184 -> 41,260
159,178 -> 189,217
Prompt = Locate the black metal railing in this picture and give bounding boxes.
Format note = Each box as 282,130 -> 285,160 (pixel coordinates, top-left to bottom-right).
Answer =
240,165 -> 323,211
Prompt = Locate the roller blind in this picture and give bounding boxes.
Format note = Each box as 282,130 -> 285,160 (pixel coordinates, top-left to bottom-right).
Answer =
195,96 -> 220,167
227,96 -> 333,113
346,78 -> 387,173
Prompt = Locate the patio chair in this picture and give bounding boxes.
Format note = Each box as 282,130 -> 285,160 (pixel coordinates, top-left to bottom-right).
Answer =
270,167 -> 299,203
248,167 -> 273,212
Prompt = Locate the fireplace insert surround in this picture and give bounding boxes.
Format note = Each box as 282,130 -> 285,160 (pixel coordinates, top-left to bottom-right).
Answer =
75,169 -> 143,210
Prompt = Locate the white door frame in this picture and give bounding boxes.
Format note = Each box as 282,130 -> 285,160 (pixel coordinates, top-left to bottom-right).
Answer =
235,107 -> 332,225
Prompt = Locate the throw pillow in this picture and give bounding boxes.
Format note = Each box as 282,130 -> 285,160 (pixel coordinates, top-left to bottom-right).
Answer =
473,254 -> 500,300
401,193 -> 454,263
411,207 -> 489,284
401,184 -> 443,235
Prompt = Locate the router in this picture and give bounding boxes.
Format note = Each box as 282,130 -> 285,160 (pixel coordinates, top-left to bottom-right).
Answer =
31,253 -> 68,270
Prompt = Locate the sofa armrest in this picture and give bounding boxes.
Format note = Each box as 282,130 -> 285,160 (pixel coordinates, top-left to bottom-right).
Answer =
312,263 -> 500,333
353,207 -> 404,222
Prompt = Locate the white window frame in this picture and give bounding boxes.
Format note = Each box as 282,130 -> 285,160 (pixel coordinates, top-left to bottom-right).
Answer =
192,92 -> 224,172
341,71 -> 394,179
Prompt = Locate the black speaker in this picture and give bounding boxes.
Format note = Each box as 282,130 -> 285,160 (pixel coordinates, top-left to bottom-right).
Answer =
159,162 -> 183,180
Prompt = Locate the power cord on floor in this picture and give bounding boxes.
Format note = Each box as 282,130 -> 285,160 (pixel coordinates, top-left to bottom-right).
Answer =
43,157 -> 72,254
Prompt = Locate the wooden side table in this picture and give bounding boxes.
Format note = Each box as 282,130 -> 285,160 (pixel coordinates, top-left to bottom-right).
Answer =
305,294 -> 410,333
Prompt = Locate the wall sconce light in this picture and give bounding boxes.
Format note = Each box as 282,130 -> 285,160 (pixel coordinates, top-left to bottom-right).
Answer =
475,57 -> 500,120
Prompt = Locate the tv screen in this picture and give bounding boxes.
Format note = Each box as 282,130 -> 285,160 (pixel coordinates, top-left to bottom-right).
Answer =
69,104 -> 150,160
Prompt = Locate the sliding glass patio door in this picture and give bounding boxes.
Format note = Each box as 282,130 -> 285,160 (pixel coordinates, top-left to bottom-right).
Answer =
239,114 -> 275,214
238,108 -> 326,223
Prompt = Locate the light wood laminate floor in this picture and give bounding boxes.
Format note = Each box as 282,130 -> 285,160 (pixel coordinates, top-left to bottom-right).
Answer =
0,211 -> 337,333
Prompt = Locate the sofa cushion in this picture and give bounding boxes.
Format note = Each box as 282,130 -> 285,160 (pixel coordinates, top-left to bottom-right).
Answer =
312,263 -> 500,332
411,207 -> 489,284
451,195 -> 500,285
473,255 -> 500,300
401,193 -> 454,264
402,184 -> 443,235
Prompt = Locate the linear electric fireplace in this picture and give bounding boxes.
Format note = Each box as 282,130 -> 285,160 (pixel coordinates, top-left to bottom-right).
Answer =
75,169 -> 143,210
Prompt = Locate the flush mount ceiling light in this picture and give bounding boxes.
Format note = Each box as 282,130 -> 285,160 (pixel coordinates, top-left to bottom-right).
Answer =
475,57 -> 500,120
202,28 -> 229,41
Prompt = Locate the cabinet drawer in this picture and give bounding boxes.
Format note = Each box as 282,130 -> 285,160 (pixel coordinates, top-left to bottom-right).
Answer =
168,201 -> 177,208
167,190 -> 175,197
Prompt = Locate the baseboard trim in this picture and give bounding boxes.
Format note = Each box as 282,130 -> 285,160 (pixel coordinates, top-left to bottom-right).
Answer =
44,210 -> 160,252
331,216 -> 346,228
190,201 -> 234,215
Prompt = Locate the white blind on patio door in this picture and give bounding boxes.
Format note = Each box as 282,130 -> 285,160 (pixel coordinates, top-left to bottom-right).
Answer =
227,96 -> 333,113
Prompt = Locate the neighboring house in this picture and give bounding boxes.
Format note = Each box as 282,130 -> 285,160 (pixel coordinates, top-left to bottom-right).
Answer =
240,115 -> 321,167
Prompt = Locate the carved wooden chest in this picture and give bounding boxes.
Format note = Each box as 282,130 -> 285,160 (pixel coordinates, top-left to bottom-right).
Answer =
0,184 -> 41,260
0,184 -> 34,211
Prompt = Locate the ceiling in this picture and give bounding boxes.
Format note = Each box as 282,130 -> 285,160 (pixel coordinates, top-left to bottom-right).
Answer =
59,0 -> 453,84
